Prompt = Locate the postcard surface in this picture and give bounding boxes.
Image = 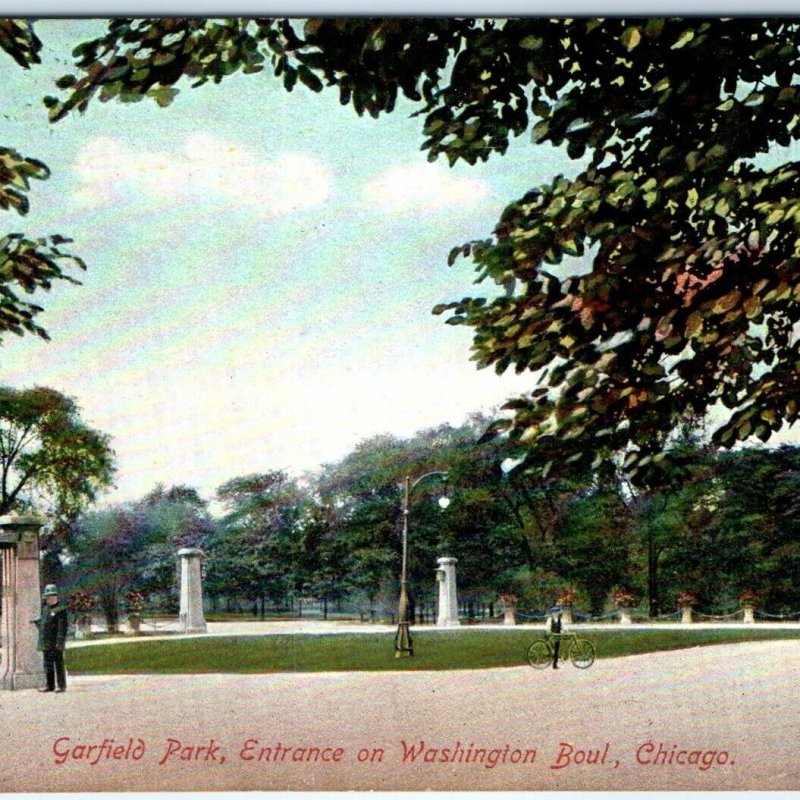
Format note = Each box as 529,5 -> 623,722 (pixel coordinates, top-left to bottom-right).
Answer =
1,15 -> 799,793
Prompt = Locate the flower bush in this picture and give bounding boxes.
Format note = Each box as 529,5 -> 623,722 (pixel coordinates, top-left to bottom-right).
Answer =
612,588 -> 635,608
125,590 -> 145,617
739,589 -> 759,605
556,589 -> 578,606
68,590 -> 94,614
676,592 -> 697,606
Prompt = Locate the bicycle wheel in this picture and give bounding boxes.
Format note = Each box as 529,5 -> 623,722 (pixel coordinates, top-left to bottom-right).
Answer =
569,638 -> 595,669
526,640 -> 552,669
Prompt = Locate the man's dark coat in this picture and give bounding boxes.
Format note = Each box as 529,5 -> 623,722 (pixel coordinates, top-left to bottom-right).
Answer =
36,602 -> 68,651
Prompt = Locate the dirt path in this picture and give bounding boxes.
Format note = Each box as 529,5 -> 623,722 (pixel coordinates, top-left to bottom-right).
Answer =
1,639 -> 797,791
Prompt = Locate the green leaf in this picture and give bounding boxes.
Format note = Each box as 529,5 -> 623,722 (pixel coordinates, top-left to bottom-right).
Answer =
146,85 -> 178,108
532,119 -> 549,143
283,66 -> 297,92
712,291 -> 741,315
653,76 -> 670,92
621,26 -> 641,51
644,18 -> 665,37
765,208 -> 785,225
671,29 -> 695,49
738,420 -> 752,439
686,311 -> 703,338
297,65 -> 323,93
743,296 -> 762,319
519,34 -> 542,50
55,73 -> 77,89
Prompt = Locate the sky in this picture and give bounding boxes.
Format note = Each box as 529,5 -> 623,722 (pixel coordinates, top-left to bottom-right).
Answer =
0,19 -> 580,505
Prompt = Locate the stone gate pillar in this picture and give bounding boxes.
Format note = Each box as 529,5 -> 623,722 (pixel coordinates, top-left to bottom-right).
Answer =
177,548 -> 207,633
435,556 -> 460,628
0,515 -> 46,690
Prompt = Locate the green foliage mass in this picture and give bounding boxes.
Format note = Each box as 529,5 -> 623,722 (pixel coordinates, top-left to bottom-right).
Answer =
60,402 -> 800,623
209,471 -> 311,605
0,22 -> 86,344
68,507 -> 146,628
65,483 -> 214,627
0,385 -> 115,520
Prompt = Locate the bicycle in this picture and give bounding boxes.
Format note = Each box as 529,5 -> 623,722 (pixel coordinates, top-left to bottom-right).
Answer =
526,631 -> 595,669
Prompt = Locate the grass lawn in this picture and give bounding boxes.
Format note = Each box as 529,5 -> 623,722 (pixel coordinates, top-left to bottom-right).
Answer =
65,628 -> 800,674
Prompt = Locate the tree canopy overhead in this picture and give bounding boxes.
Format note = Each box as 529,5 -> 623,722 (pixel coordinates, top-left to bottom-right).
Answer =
0,20 -> 85,344
36,18 -> 800,479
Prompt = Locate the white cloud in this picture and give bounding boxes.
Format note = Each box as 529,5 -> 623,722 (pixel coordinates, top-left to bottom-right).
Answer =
361,161 -> 489,213
72,134 -> 332,214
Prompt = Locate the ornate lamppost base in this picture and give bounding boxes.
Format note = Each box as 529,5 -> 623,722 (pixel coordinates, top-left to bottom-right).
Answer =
394,622 -> 414,657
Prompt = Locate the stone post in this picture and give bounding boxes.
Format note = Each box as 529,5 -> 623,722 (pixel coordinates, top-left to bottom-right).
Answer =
0,515 -> 46,690
742,604 -> 755,624
680,604 -> 694,624
618,607 -> 634,625
177,548 -> 207,634
435,557 -> 460,627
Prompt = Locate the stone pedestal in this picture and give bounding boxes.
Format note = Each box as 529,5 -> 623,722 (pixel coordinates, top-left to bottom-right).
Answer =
177,548 -> 207,634
680,604 -> 694,624
742,604 -> 755,624
435,557 -> 460,627
74,617 -> 93,640
0,515 -> 46,690
560,605 -> 574,625
502,604 -> 517,626
618,607 -> 634,625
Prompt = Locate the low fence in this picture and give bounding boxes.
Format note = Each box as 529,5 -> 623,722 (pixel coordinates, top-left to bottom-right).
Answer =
508,604 -> 800,625
65,600 -> 800,638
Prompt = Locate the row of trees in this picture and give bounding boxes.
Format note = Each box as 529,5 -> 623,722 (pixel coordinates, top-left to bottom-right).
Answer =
46,410 -> 800,628
0,380 -> 795,625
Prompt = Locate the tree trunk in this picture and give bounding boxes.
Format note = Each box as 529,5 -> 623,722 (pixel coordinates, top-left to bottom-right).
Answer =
102,594 -> 119,633
648,532 -> 660,617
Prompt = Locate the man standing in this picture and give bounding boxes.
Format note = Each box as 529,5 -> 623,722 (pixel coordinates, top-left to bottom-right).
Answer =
32,584 -> 68,693
548,607 -> 563,669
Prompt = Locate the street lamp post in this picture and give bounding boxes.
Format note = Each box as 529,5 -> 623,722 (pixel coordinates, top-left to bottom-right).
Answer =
394,470 -> 450,657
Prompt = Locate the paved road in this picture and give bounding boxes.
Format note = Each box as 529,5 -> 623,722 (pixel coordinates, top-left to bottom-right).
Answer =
1,637 -> 798,791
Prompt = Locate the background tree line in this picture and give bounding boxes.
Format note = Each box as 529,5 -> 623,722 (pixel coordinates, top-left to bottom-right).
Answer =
43,410 -> 800,628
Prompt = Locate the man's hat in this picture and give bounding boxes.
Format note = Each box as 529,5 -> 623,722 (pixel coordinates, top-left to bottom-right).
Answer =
42,584 -> 59,596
